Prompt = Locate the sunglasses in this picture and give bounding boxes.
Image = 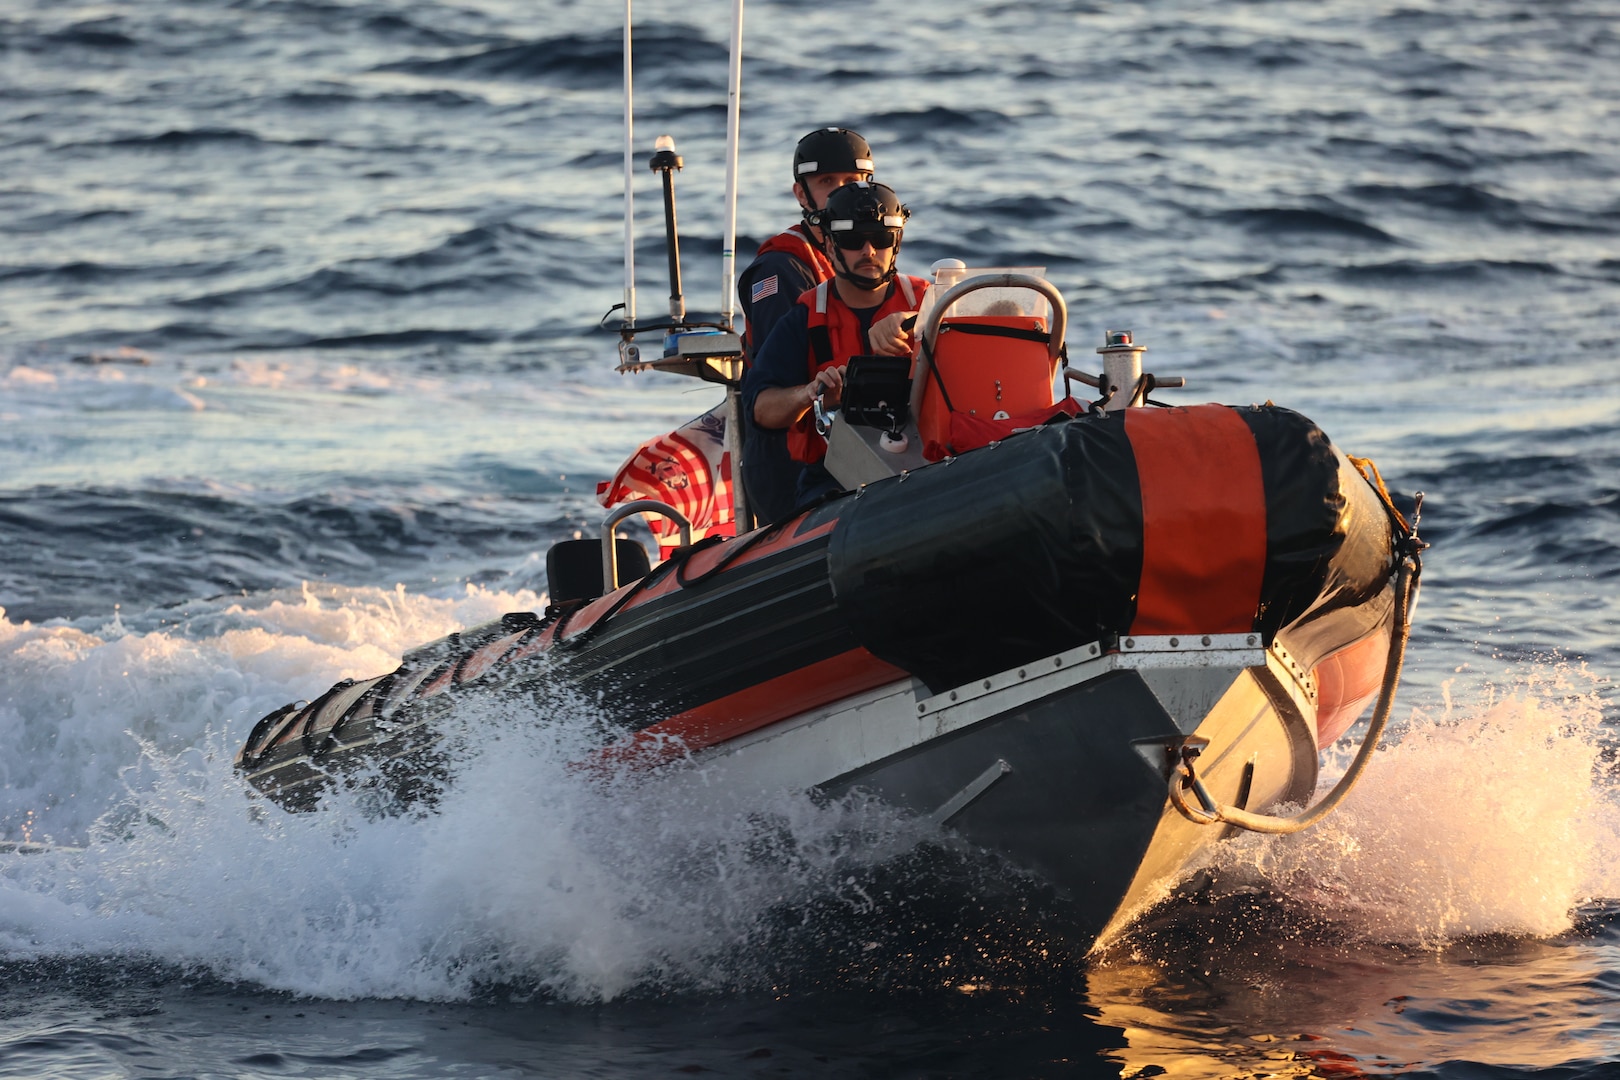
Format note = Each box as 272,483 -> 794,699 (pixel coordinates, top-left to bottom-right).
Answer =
831,229 -> 899,251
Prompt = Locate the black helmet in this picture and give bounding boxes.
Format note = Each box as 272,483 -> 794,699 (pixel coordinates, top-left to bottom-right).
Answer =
810,180 -> 910,236
808,181 -> 910,290
792,128 -> 875,180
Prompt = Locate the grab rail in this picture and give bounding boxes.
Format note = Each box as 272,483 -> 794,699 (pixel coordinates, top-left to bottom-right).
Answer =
601,499 -> 690,592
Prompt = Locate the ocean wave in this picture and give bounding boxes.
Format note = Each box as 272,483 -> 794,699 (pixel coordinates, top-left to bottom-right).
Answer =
170,224 -> 562,312
862,106 -> 1009,133
94,127 -> 272,150
40,21 -> 138,50
359,13 -> 492,49
942,194 -> 1077,220
375,24 -> 724,88
181,268 -> 527,309
0,258 -> 228,284
1176,265 -> 1288,294
1335,259 -> 1562,285
119,322 -> 238,347
272,88 -> 369,109
1346,182 -> 1610,236
1109,128 -> 1169,146
1324,135 -> 1481,173
1466,492 -> 1620,570
905,241 -> 1092,272
1216,207 -> 1398,244
1348,181 -> 1522,216
0,581 -> 543,838
366,88 -> 487,108
1367,43 -> 1485,81
1179,39 -> 1318,70
1400,444 -> 1620,583
0,208 -> 137,235
1286,108 -> 1369,125
298,328 -> 504,350
0,260 -> 134,283
824,67 -> 898,83
566,149 -> 622,168
0,484 -> 571,625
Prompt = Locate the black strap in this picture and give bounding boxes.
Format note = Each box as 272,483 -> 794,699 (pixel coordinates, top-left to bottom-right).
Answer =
809,322 -> 833,371
921,338 -> 957,416
939,322 -> 1052,345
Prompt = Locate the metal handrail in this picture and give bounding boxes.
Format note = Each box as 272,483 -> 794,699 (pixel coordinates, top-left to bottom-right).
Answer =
600,499 -> 691,592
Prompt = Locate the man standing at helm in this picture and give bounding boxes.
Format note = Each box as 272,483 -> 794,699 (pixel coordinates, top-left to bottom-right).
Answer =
742,180 -> 929,511
737,128 -> 875,525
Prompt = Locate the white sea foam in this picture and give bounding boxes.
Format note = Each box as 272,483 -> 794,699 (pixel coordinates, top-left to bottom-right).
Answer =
0,677 -> 914,1002
0,582 -> 918,1001
0,582 -> 540,842
1206,667 -> 1618,945
0,361 -> 205,414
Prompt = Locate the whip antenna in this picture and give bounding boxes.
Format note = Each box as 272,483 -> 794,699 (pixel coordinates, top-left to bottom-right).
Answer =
721,0 -> 744,329
621,0 -> 636,326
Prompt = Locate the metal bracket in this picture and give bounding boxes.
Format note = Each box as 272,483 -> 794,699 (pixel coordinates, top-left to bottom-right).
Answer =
928,759 -> 1013,826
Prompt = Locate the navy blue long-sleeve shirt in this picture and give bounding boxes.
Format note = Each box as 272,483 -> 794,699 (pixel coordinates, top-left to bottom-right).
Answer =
737,246 -> 824,523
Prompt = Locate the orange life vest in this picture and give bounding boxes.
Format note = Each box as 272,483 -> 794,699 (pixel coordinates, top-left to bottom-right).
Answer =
787,274 -> 928,463
756,223 -> 835,280
741,225 -> 836,356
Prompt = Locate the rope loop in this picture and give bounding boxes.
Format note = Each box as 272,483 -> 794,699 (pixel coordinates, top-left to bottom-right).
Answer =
1166,539 -> 1422,836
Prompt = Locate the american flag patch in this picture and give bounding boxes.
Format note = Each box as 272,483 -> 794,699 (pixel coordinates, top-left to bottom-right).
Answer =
751,275 -> 779,303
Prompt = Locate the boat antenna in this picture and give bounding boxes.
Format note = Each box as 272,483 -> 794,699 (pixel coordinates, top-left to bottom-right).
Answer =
621,0 -> 636,328
650,135 -> 685,321
720,0 -> 744,331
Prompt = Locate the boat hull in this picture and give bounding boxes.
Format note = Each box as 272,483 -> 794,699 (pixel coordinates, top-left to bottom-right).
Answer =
653,615 -> 1350,949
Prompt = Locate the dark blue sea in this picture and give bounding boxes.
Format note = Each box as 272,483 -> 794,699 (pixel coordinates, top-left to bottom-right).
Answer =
3,0 -> 1618,1075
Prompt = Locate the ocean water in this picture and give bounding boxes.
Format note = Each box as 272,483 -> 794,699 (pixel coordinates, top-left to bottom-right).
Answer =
2,0 -> 1618,1075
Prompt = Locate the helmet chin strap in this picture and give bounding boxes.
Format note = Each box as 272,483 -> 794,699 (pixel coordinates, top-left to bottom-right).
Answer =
798,181 -> 823,226
829,238 -> 901,291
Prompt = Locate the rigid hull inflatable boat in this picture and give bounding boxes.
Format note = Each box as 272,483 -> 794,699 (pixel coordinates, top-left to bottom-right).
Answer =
238,0 -> 1427,945
237,270 -> 1421,947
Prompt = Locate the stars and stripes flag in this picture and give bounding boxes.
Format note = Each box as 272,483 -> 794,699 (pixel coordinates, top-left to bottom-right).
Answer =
596,403 -> 736,560
750,274 -> 779,303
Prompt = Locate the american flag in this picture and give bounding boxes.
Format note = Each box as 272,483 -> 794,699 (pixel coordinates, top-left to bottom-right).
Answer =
750,274 -> 779,303
597,404 -> 736,560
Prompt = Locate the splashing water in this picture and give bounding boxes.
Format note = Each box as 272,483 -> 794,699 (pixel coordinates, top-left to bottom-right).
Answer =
0,715 -> 930,1002
0,584 -> 930,1002
0,582 -> 543,841
1204,666 -> 1618,947
4,576 -> 1615,1004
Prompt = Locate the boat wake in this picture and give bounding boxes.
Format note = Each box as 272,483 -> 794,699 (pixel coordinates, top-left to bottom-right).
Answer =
1,586 -> 1615,1001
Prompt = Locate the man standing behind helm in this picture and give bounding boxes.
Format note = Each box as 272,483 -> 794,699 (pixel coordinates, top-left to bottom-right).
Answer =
742,180 -> 929,512
736,128 -> 875,525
